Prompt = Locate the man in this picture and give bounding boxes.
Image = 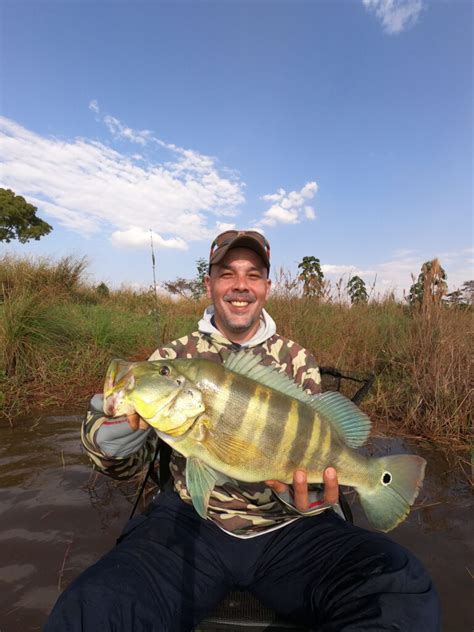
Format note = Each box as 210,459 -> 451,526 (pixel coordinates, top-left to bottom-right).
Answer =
46,230 -> 440,631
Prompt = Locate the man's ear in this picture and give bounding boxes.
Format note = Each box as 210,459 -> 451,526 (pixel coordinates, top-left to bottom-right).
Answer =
204,274 -> 212,299
265,278 -> 272,300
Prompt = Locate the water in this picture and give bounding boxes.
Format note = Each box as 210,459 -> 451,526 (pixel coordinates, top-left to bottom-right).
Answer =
0,415 -> 472,631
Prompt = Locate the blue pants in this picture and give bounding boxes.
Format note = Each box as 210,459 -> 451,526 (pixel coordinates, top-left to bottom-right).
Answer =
45,491 -> 440,631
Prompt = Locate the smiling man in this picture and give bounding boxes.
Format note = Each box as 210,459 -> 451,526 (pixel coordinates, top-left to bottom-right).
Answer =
206,236 -> 272,339
46,230 -> 440,631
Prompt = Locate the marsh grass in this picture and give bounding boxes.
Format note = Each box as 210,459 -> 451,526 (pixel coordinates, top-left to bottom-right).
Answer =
0,255 -> 471,442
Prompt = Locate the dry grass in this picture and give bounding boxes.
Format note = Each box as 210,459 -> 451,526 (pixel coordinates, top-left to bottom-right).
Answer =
0,255 -> 472,442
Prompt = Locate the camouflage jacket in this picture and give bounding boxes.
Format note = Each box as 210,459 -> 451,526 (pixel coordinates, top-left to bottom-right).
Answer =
82,311 -> 326,537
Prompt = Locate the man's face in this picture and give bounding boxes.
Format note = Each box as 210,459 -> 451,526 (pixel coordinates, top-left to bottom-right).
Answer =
205,247 -> 271,342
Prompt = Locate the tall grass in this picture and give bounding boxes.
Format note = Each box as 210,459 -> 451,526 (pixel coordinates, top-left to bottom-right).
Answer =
0,254 -> 471,442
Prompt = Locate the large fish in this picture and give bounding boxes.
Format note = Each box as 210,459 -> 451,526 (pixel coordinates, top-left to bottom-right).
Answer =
103,352 -> 426,532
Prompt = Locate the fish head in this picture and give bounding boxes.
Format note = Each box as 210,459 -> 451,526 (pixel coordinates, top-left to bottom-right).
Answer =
103,358 -> 205,435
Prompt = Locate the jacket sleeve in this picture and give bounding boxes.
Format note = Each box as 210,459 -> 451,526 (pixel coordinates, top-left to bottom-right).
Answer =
80,341 -> 187,480
81,394 -> 159,480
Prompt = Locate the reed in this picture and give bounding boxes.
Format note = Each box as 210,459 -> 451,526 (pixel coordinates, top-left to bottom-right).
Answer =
0,255 -> 471,441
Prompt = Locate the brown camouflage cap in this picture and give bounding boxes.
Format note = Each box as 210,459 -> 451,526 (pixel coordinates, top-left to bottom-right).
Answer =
209,230 -> 271,272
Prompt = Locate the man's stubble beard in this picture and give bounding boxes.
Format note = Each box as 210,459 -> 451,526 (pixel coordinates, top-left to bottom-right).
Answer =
219,311 -> 259,335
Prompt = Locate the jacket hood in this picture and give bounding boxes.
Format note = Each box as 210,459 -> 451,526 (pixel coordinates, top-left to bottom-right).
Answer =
198,305 -> 276,348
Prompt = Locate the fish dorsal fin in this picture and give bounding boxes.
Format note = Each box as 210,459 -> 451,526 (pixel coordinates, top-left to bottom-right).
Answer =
224,351 -> 371,448
309,391 -> 371,448
224,351 -> 315,407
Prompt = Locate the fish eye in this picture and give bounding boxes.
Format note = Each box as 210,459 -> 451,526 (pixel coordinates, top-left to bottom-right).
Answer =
159,366 -> 170,376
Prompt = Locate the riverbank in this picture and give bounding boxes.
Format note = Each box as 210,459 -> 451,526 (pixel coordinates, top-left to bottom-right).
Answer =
0,254 -> 471,442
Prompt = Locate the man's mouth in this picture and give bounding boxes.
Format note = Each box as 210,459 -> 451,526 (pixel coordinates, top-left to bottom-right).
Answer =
230,300 -> 250,307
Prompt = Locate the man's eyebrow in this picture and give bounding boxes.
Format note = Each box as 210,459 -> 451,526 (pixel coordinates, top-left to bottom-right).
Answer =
218,263 -> 263,273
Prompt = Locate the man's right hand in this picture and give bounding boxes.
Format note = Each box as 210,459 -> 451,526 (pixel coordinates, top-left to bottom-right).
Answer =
127,413 -> 150,431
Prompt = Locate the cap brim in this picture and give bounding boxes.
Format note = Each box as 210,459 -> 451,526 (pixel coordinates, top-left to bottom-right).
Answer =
210,235 -> 270,270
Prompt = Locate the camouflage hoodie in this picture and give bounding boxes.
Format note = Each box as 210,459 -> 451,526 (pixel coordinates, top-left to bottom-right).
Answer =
82,307 -> 329,537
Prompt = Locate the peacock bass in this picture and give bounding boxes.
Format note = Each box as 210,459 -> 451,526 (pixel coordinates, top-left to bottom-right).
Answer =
103,352 -> 426,532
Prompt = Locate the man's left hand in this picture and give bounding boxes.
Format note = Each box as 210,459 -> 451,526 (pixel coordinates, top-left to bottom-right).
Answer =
265,467 -> 339,511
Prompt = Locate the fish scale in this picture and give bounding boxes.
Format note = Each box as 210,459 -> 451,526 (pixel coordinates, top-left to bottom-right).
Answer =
104,351 -> 426,532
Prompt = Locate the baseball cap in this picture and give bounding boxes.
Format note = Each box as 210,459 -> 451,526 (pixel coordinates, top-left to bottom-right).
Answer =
208,230 -> 271,273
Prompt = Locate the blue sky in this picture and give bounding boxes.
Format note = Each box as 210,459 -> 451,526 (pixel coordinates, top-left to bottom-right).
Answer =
0,0 -> 472,295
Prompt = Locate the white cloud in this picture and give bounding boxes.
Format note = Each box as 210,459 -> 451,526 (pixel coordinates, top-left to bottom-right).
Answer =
103,115 -> 153,146
88,100 -> 99,114
322,264 -> 376,276
257,181 -> 319,227
304,206 -> 316,220
0,112 -> 245,249
110,227 -> 188,249
321,250 -> 473,297
362,0 -> 424,34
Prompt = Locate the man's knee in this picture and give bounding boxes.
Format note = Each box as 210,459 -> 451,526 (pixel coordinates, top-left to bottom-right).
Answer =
45,554 -> 163,631
312,535 -> 440,631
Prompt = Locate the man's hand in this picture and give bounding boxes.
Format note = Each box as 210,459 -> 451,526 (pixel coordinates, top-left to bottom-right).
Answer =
265,467 -> 339,511
127,413 -> 150,431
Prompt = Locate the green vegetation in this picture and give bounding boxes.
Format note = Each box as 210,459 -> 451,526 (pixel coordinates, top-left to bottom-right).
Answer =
297,255 -> 326,298
408,258 -> 447,306
347,275 -> 368,304
163,257 -> 208,300
0,188 -> 53,243
0,254 -> 472,444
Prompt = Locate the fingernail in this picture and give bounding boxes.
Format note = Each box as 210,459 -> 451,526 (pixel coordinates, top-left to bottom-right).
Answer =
326,467 -> 336,478
295,470 -> 306,483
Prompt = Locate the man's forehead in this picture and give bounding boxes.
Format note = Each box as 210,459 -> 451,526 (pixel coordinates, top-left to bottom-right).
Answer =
214,247 -> 267,270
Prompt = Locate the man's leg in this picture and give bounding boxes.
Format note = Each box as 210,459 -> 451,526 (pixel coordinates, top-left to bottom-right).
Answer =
45,492 -> 232,632
251,511 -> 440,631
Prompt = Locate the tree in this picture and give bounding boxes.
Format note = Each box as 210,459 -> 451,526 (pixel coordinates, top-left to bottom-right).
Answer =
347,275 -> 368,304
408,258 -> 447,307
0,188 -> 52,243
297,256 -> 325,298
96,282 -> 110,298
163,258 -> 208,300
445,280 -> 474,307
192,257 -> 208,300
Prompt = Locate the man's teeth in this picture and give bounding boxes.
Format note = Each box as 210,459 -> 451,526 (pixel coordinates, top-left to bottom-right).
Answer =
230,301 -> 249,306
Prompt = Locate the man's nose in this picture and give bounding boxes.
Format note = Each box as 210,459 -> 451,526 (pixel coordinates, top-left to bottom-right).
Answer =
232,274 -> 249,292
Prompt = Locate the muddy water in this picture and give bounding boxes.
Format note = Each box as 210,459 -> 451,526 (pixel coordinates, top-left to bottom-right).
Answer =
0,415 -> 472,632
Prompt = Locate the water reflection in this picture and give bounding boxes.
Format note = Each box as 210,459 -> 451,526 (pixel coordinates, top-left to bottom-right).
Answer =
0,415 -> 471,631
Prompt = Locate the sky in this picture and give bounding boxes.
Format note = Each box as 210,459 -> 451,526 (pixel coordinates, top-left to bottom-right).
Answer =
0,0 -> 472,296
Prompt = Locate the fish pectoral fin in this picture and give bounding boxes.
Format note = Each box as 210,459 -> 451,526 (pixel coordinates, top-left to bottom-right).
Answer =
186,458 -> 230,519
207,433 -> 265,467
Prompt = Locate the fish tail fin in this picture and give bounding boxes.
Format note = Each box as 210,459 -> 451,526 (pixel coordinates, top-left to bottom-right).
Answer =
358,455 -> 426,532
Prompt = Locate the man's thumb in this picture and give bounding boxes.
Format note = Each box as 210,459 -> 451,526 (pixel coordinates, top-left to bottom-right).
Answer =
127,413 -> 140,431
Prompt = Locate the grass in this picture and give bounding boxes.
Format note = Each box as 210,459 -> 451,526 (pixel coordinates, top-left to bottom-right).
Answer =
0,254 -> 472,442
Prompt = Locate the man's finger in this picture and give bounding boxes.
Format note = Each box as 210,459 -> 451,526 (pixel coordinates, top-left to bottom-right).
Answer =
293,469 -> 309,511
265,480 -> 288,494
323,466 -> 339,504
